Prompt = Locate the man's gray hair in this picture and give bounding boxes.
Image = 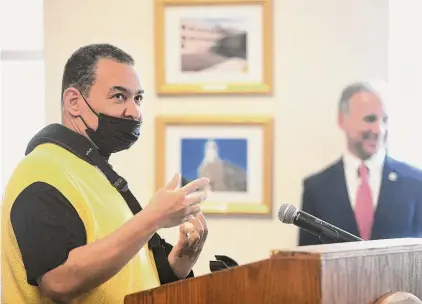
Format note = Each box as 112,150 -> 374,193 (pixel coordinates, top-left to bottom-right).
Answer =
338,80 -> 388,114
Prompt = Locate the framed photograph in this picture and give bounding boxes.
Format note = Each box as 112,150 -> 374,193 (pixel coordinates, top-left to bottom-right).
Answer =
155,0 -> 273,95
155,116 -> 273,215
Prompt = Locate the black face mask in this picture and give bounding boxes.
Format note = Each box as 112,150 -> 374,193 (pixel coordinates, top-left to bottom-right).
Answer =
79,96 -> 141,155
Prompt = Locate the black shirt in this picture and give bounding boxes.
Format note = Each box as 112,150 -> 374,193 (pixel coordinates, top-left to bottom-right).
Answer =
10,124 -> 192,287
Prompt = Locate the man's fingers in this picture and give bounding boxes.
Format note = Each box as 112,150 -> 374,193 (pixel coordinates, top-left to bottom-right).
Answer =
185,191 -> 207,207
165,173 -> 181,190
182,214 -> 195,222
185,204 -> 201,217
180,177 -> 209,194
196,212 -> 207,227
190,216 -> 205,239
181,222 -> 200,245
189,231 -> 201,247
196,212 -> 208,240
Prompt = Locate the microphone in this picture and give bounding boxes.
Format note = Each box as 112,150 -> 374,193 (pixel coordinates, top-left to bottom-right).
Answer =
277,203 -> 363,243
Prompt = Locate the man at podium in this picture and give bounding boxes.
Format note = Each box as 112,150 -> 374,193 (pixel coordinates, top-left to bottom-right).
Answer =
1,44 -> 210,303
299,80 -> 422,246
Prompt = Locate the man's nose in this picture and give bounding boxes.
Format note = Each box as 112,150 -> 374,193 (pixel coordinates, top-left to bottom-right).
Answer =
124,100 -> 142,121
369,121 -> 382,134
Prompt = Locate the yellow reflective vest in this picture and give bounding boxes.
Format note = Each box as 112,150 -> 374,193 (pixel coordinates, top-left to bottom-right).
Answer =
1,142 -> 161,303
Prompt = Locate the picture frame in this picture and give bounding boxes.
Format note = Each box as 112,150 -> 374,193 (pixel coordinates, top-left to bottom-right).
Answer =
155,115 -> 273,215
154,0 -> 273,95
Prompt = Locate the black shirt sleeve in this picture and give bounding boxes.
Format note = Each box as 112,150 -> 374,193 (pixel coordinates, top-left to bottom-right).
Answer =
10,182 -> 194,287
155,238 -> 194,284
10,182 -> 87,286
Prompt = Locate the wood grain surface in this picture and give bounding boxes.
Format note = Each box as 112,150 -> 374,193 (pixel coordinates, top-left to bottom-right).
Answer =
125,238 -> 422,304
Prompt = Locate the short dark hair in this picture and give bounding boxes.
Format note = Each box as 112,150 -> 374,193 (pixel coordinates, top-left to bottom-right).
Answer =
61,43 -> 135,105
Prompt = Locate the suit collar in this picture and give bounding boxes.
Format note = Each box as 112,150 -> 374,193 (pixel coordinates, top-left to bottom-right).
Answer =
328,159 -> 360,236
371,156 -> 401,238
342,148 -> 386,176
381,156 -> 399,182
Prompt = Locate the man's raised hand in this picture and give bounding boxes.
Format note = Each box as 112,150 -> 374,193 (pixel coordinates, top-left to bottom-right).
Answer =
145,173 -> 209,229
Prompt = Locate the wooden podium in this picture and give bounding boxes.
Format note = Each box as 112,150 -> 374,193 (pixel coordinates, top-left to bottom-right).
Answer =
124,238 -> 422,304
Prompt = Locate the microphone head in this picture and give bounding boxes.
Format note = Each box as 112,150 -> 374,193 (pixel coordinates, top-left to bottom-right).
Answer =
277,203 -> 298,224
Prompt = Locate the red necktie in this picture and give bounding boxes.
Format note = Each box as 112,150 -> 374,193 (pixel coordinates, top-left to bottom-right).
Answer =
355,163 -> 374,240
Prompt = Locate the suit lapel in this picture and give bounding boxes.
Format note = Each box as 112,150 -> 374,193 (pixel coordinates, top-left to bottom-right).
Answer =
325,156 -> 400,239
329,159 -> 360,237
371,157 -> 400,238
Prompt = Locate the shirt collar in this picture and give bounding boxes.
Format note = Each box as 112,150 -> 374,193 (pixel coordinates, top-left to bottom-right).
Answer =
342,148 -> 386,176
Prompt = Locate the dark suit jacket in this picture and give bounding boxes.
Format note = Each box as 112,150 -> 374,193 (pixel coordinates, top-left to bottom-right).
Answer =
298,156 -> 422,246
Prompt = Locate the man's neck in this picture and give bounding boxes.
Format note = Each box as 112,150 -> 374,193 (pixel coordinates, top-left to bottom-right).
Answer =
343,148 -> 386,171
62,116 -> 97,148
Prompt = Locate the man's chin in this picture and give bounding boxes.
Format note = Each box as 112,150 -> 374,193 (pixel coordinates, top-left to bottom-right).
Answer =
362,146 -> 379,159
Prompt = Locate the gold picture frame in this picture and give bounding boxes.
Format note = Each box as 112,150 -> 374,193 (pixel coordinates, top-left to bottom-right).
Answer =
155,115 -> 273,215
155,0 -> 273,95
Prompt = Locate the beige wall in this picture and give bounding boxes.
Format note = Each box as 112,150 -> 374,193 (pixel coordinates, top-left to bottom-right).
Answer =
44,0 -> 389,276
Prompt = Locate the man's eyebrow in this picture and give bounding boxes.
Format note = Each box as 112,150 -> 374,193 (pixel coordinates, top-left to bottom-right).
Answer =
109,86 -> 144,95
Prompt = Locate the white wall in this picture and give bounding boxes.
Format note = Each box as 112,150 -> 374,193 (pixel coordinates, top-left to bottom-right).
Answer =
0,0 -> 45,191
388,0 -> 422,168
44,0 -> 389,276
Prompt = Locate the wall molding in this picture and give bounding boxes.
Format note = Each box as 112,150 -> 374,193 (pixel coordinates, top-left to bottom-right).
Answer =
0,50 -> 43,61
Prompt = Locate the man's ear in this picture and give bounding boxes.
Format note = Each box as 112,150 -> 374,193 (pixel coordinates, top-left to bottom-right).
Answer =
337,112 -> 346,131
62,88 -> 82,117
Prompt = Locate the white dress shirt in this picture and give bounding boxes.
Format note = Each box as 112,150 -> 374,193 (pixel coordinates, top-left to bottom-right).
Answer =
342,148 -> 386,210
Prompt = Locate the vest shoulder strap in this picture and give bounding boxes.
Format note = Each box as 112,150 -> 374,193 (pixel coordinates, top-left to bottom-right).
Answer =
26,124 -> 162,248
